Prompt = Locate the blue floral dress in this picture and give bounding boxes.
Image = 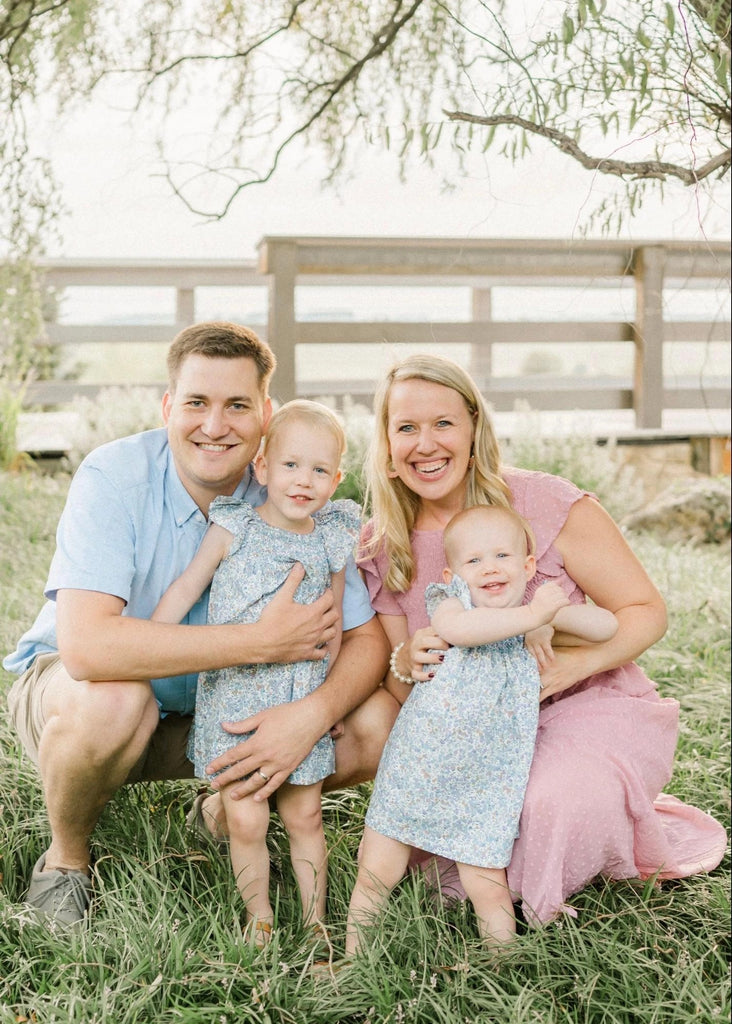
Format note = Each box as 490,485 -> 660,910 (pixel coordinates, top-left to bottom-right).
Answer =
365,575 -> 540,867
190,496 -> 361,785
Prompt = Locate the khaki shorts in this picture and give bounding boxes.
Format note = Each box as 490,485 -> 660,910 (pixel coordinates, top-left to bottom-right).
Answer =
6,653 -> 195,783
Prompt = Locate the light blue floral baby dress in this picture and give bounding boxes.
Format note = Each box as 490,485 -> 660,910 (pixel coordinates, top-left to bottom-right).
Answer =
190,496 -> 360,785
365,574 -> 541,867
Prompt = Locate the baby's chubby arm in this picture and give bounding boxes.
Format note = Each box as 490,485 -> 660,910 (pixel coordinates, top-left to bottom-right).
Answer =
152,522 -> 232,624
551,604 -> 619,644
430,582 -> 570,648
525,598 -> 618,670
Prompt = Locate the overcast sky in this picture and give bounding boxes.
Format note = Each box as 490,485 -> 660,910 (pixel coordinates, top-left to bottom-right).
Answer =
44,80 -> 731,262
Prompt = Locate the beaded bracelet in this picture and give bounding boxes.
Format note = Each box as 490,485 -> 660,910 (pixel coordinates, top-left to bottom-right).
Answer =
389,641 -> 416,685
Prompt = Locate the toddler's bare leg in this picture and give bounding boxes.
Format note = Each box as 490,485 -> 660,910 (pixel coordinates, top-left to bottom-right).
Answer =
346,826 -> 411,956
276,781 -> 327,927
456,862 -> 516,946
221,785 -> 273,934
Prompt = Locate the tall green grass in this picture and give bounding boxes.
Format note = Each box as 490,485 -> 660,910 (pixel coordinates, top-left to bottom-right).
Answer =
0,469 -> 729,1024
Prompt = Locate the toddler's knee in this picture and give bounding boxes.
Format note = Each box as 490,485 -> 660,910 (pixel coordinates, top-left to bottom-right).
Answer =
280,799 -> 323,839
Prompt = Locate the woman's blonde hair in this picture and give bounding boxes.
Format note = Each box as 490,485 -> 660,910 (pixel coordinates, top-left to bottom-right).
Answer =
262,399 -> 347,460
364,354 -> 512,592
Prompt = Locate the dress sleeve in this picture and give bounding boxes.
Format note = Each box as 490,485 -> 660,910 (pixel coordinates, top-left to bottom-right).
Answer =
504,466 -> 596,560
357,520 -> 405,616
425,574 -> 472,618
316,499 -> 362,573
208,497 -> 257,549
504,466 -> 597,603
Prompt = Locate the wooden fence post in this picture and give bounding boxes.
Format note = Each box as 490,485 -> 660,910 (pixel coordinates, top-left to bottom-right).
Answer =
470,287 -> 493,390
175,287 -> 195,329
260,240 -> 298,404
634,245 -> 666,429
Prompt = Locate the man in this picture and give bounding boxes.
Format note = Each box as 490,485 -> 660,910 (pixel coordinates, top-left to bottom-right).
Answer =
3,321 -> 394,927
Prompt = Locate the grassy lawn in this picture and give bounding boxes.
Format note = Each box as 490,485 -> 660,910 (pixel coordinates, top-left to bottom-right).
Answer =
0,468 -> 729,1024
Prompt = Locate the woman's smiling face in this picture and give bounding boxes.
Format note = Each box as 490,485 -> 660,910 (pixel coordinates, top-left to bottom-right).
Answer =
386,379 -> 475,512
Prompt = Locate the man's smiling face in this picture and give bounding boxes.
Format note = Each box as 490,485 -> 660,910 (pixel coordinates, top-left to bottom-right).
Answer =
162,354 -> 272,513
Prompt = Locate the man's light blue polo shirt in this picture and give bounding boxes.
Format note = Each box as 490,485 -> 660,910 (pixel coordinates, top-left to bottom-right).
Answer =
3,428 -> 373,715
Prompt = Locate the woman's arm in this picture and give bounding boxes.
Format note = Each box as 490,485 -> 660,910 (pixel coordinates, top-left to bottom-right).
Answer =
539,495 -> 667,698
374,613 -> 449,705
151,523 -> 231,624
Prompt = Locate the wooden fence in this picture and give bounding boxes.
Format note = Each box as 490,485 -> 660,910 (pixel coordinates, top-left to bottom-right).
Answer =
24,237 -> 731,436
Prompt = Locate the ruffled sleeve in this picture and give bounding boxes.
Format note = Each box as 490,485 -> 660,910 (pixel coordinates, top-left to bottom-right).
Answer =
425,574 -> 472,619
315,498 -> 362,573
503,466 -> 597,603
208,497 -> 259,552
357,520 -> 405,616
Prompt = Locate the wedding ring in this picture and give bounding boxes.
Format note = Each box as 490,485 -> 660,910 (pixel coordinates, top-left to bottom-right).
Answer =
256,768 -> 270,782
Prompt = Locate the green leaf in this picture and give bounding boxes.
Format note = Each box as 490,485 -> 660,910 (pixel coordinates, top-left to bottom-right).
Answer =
562,13 -> 575,44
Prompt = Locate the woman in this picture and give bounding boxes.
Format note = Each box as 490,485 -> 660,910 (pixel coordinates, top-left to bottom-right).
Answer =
358,354 -> 726,924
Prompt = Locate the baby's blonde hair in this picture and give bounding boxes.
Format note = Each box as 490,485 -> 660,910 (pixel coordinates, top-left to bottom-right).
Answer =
262,399 -> 347,461
443,506 -> 536,570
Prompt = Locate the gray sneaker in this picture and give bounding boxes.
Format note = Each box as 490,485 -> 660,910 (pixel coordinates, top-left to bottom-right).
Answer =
26,853 -> 92,927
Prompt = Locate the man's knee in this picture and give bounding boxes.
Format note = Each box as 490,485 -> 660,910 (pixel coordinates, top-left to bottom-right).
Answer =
44,676 -> 159,763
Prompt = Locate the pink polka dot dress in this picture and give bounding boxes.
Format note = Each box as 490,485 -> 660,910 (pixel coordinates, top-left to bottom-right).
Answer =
358,467 -> 727,923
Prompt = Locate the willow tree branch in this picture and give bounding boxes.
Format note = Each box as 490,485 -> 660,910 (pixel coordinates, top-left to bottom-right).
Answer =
169,0 -> 427,218
444,109 -> 731,183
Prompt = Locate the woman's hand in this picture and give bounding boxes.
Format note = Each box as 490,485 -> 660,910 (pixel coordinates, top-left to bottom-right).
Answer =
537,645 -> 596,700
525,624 -> 556,672
405,626 -> 449,681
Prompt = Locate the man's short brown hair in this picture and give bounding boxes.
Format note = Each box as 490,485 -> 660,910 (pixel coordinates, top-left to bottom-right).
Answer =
166,321 -> 276,395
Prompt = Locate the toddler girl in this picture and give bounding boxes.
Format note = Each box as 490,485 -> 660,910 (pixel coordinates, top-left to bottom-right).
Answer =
154,399 -> 359,946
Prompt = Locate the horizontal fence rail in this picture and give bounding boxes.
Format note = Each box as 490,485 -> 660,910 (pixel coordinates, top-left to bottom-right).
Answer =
22,238 -> 731,434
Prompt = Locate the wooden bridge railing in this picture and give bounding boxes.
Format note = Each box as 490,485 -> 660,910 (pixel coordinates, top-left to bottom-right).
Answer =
24,237 -> 731,433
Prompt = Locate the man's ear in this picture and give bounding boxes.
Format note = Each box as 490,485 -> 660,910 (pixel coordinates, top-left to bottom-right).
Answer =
161,391 -> 172,424
442,567 -> 453,584
261,397 -> 273,434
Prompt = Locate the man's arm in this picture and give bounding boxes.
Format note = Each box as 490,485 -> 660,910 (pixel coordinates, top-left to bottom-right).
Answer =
56,563 -> 339,682
206,614 -> 390,800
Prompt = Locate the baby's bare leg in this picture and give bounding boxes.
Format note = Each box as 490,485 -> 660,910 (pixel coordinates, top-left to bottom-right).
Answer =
346,826 -> 412,956
276,781 -> 327,927
456,862 -> 516,946
222,785 -> 273,931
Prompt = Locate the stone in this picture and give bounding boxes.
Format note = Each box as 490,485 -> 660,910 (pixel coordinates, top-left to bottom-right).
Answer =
621,476 -> 731,545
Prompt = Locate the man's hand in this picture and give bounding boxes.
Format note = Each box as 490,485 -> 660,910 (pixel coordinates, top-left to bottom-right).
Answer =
207,699 -> 324,801
256,563 -> 339,663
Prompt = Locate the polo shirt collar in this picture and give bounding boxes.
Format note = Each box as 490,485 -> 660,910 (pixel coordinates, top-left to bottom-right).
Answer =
165,446 -> 257,526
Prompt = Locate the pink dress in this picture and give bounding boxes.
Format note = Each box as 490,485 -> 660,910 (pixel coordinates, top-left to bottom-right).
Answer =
358,467 -> 727,924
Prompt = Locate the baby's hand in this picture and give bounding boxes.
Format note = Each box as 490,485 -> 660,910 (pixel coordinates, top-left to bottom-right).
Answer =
329,719 -> 345,740
525,624 -> 555,671
529,582 -> 570,624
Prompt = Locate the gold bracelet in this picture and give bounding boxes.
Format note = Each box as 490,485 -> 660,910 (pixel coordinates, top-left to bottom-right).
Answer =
389,641 -> 416,685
